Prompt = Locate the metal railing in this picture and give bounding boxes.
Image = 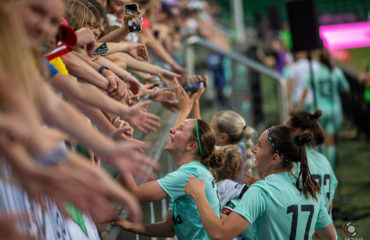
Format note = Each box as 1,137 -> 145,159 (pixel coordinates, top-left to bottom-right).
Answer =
184,36 -> 289,125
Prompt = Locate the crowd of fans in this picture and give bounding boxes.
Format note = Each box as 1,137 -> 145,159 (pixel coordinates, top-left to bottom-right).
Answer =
0,0 -> 343,239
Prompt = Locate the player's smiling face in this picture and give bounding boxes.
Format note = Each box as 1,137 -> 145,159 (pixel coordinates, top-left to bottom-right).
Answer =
251,131 -> 274,171
165,119 -> 195,154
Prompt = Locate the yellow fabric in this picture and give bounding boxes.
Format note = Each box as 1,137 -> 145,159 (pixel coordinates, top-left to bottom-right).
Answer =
49,57 -> 69,75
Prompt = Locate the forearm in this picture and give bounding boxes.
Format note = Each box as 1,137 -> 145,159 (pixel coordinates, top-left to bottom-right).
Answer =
125,221 -> 175,237
190,101 -> 201,119
38,84 -> 114,155
173,109 -> 191,128
115,52 -> 162,75
298,90 -> 308,110
98,27 -> 130,43
61,53 -> 109,89
69,98 -> 116,136
96,42 -> 131,56
62,80 -> 130,117
193,193 -> 225,238
96,57 -> 130,80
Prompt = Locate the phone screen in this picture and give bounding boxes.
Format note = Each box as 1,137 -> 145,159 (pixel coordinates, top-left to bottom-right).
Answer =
125,4 -> 141,33
182,81 -> 206,92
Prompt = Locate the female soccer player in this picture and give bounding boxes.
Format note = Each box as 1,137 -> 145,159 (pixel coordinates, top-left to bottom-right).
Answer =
112,89 -> 223,239
184,126 -> 336,240
299,48 -> 350,168
285,109 -> 338,237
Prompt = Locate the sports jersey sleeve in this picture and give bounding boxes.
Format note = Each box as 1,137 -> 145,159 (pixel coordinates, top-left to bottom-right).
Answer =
232,186 -> 269,225
335,68 -> 349,93
315,200 -> 332,229
44,59 -> 59,78
157,165 -> 198,200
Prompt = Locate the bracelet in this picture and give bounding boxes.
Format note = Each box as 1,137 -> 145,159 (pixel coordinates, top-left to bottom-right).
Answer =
98,65 -> 109,75
123,72 -> 131,81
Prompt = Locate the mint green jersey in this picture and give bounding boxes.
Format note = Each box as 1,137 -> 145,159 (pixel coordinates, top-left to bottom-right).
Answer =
157,161 -> 220,240
294,147 -> 338,215
304,66 -> 349,133
233,172 -> 332,240
230,198 -> 254,240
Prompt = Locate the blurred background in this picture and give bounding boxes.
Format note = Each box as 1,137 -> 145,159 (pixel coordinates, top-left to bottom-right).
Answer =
102,0 -> 370,239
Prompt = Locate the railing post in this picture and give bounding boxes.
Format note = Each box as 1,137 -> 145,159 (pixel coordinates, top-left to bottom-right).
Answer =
185,44 -> 195,78
277,77 -> 289,124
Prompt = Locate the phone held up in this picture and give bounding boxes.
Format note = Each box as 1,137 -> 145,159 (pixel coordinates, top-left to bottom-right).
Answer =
125,3 -> 141,33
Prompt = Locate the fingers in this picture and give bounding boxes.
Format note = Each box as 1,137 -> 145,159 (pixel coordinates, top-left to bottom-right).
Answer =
106,76 -> 118,93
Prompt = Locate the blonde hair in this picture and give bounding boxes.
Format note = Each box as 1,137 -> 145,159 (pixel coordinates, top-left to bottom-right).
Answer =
214,110 -> 257,173
212,145 -> 243,182
0,3 -> 41,105
68,0 -> 100,30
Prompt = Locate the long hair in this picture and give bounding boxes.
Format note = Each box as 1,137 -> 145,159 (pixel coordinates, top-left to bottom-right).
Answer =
269,126 -> 321,200
0,2 -> 41,106
214,111 -> 257,173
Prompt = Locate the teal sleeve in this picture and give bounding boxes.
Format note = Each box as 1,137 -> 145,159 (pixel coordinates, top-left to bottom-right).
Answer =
157,166 -> 197,200
336,68 -> 349,92
232,186 -> 269,225
315,200 -> 333,229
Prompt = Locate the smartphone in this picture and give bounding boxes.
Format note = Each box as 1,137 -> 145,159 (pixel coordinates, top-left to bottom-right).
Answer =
93,42 -> 108,57
182,81 -> 207,92
150,83 -> 161,89
125,3 -> 141,33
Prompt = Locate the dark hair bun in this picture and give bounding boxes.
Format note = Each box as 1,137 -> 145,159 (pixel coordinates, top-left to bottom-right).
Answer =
295,130 -> 314,146
206,149 -> 224,169
311,109 -> 322,120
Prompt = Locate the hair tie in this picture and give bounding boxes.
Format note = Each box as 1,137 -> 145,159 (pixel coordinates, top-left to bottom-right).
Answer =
267,128 -> 289,163
243,125 -> 247,130
194,119 -> 203,156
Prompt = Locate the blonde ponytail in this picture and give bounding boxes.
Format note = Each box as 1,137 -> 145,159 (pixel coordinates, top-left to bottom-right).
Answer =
244,126 -> 257,174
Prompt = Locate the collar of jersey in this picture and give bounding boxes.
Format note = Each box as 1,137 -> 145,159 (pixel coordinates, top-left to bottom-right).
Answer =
179,160 -> 206,170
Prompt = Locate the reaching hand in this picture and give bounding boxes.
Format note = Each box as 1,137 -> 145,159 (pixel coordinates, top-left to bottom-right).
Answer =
171,63 -> 188,84
104,141 -> 160,182
189,75 -> 208,103
243,172 -> 259,186
126,43 -> 149,62
125,75 -> 142,97
161,100 -> 180,113
138,84 -> 156,98
150,88 -> 175,103
157,69 -> 180,92
75,28 -> 96,57
183,176 -> 206,199
123,100 -> 161,133
176,86 -> 197,112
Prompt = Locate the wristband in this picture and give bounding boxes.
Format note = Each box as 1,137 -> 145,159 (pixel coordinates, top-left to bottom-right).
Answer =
98,65 -> 109,75
123,72 -> 131,81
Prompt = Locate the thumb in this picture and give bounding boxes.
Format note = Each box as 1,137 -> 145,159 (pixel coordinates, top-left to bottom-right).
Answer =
136,100 -> 152,109
106,77 -> 117,92
190,92 -> 198,101
113,127 -> 132,135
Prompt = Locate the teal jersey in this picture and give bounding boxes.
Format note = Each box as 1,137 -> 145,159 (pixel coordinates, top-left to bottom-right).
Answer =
294,147 -> 338,215
157,161 -> 220,240
304,66 -> 349,111
233,172 -> 332,240
230,198 -> 254,240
